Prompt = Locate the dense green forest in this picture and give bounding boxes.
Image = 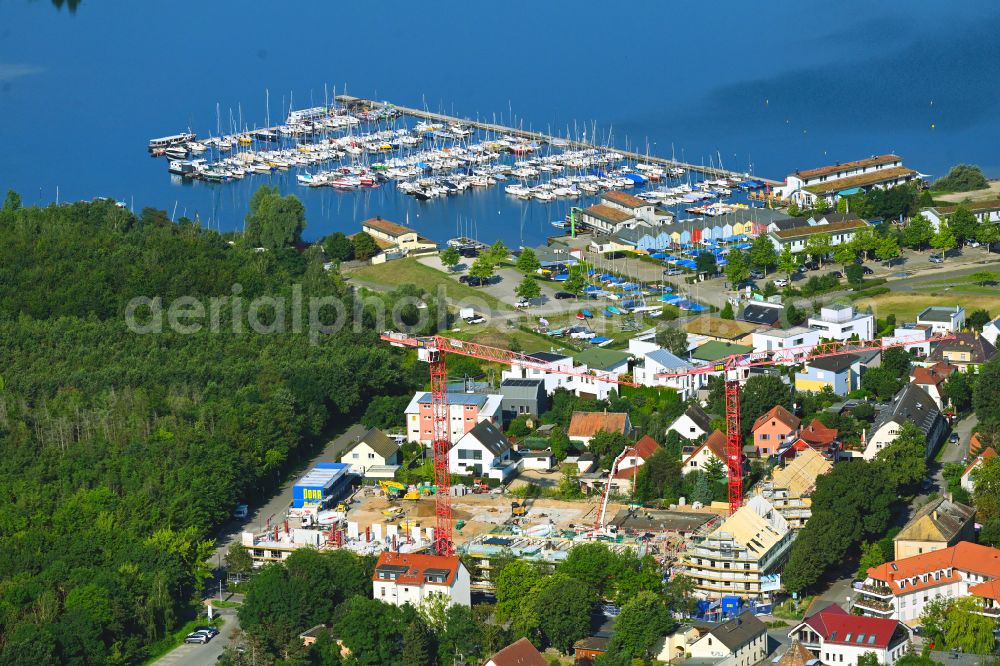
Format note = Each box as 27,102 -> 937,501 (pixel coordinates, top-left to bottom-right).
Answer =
0,195 -> 418,663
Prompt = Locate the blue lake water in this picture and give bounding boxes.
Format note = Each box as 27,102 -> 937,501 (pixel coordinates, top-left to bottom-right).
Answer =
1,0 -> 999,247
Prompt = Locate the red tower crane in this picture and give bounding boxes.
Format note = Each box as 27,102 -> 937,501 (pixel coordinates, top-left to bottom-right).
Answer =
382,330 -> 954,553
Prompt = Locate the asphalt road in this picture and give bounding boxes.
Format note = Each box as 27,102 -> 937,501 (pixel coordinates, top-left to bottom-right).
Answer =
153,609 -> 240,666
154,423 -> 366,666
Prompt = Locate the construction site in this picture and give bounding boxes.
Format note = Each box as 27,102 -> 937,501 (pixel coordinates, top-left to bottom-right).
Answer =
239,478 -> 725,576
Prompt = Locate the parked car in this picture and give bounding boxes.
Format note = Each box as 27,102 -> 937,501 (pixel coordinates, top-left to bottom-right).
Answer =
773,278 -> 789,288
796,264 -> 809,274
184,632 -> 210,644
663,268 -> 684,276
514,299 -> 530,309
861,266 -> 874,275
194,626 -> 219,638
929,254 -> 944,264
554,291 -> 573,299
749,269 -> 764,279
458,275 -> 470,283
968,241 -> 981,248
459,247 -> 478,258
950,432 -> 960,443
465,276 -> 489,286
829,271 -> 843,279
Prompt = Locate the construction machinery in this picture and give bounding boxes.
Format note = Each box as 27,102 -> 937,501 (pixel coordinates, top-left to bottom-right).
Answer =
402,490 -> 422,501
382,506 -> 404,520
382,330 -> 956,553
511,501 -> 527,517
471,479 -> 490,494
379,480 -> 406,497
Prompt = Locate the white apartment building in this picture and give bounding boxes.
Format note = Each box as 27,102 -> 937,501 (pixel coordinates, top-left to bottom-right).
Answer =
807,304 -> 874,342
372,551 -> 471,608
855,541 -> 1000,623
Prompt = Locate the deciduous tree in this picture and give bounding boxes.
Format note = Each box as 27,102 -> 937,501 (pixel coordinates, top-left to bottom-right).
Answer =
931,222 -> 957,259
353,231 -> 379,261
440,246 -> 461,271
516,247 -> 541,274
610,591 -> 674,659
725,249 -> 750,288
778,246 -> 798,282
655,325 -> 689,356
324,232 -> 355,262
515,276 -> 542,302
749,234 -> 777,273
469,255 -> 496,281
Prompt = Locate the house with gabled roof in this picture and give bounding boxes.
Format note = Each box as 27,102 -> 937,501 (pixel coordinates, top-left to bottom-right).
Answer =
600,190 -> 671,225
687,611 -> 768,666
910,362 -> 957,409
567,411 -> 631,447
863,383 -> 948,461
751,405 -> 801,457
892,497 -> 975,560
961,447 -> 997,493
682,429 -> 729,475
372,551 -> 471,608
484,637 -> 547,666
450,421 -> 515,481
789,603 -> 911,666
668,403 -> 713,441
340,428 -> 401,478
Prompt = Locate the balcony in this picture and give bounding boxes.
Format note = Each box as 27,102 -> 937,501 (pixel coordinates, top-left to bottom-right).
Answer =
854,597 -> 894,614
860,583 -> 894,598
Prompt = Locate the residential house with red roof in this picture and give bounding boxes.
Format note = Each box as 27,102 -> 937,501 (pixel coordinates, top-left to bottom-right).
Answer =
484,638 -> 547,666
961,447 -> 997,493
856,542 -> 1000,623
910,362 -> 958,409
611,435 -> 662,493
752,405 -> 801,457
797,420 -> 839,450
567,411 -> 631,447
682,430 -> 729,476
372,551 -> 471,608
789,603 -> 911,666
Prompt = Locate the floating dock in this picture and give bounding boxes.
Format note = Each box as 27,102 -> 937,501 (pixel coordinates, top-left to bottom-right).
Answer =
336,95 -> 781,186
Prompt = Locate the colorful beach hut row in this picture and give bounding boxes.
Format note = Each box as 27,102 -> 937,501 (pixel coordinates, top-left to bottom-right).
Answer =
610,208 -> 788,252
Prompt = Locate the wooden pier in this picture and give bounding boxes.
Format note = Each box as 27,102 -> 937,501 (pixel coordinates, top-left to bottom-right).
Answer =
335,95 -> 782,186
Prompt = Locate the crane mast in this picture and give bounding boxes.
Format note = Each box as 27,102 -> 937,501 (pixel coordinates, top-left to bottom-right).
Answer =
385,330 -> 956,550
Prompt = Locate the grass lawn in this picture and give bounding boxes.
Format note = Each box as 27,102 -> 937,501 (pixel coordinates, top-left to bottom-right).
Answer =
447,324 -> 578,354
855,292 -> 1000,322
347,258 -> 511,311
772,596 -> 816,621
